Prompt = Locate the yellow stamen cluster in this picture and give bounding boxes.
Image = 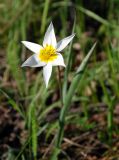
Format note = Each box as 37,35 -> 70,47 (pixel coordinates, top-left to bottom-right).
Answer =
39,44 -> 57,63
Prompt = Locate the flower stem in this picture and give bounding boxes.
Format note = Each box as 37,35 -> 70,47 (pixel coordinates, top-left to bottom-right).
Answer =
52,67 -> 70,158
51,43 -> 97,159
55,106 -> 65,148
51,107 -> 66,160
57,66 -> 63,107
56,66 -> 64,148
50,67 -> 64,160
107,101 -> 114,144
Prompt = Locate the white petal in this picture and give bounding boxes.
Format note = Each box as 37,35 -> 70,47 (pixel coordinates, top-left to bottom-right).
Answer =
21,41 -> 43,53
43,22 -> 57,48
21,54 -> 46,67
43,63 -> 52,88
56,34 -> 75,52
51,53 -> 66,67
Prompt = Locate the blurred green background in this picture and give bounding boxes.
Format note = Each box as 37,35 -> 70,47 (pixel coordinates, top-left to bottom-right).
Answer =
0,0 -> 119,159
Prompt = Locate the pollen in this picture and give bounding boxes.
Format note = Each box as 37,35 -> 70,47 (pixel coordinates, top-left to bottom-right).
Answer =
39,44 -> 57,63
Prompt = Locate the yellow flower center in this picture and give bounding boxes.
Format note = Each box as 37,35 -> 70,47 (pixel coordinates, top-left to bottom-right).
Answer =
39,45 -> 57,63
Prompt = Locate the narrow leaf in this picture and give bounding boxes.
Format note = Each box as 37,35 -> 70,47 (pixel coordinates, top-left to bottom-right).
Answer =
31,107 -> 37,158
62,16 -> 76,103
60,42 -> 97,122
77,6 -> 117,28
76,42 -> 97,74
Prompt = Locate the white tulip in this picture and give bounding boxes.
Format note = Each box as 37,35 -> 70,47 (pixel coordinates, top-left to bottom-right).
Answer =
21,22 -> 75,87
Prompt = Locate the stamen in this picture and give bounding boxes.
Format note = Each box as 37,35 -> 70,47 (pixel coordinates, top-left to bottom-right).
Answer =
39,45 -> 57,63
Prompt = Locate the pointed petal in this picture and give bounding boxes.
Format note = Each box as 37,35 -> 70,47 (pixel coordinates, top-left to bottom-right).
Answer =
21,41 -> 43,53
56,34 -> 75,52
43,63 -> 52,88
43,22 -> 57,47
21,54 -> 46,67
51,53 -> 66,67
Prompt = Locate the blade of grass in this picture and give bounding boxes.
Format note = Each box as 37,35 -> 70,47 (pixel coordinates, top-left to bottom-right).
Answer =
51,42 -> 97,159
7,35 -> 25,95
99,79 -> 114,143
77,6 -> 117,29
15,124 -> 48,160
40,0 -> 50,34
31,106 -> 37,159
62,16 -> 76,103
0,89 -> 25,118
58,42 -> 97,145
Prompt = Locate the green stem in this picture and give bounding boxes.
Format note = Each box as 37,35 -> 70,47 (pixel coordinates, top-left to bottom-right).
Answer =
83,102 -> 88,120
100,79 -> 114,143
50,67 -> 65,160
57,66 -> 63,107
52,73 -> 85,159
51,43 -> 96,160
107,103 -> 114,143
40,0 -> 50,34
56,67 -> 64,148
56,110 -> 65,148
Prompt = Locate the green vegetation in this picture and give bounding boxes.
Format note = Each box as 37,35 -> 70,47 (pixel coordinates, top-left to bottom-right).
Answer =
0,0 -> 119,159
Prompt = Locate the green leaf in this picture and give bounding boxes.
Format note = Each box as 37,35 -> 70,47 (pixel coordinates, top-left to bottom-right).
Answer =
77,6 -> 117,28
76,42 -> 97,74
52,42 -> 97,159
62,42 -> 97,120
62,16 -> 76,103
0,89 -> 25,118
31,107 -> 37,158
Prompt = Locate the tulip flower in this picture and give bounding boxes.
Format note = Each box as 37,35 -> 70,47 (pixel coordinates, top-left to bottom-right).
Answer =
21,22 -> 75,87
